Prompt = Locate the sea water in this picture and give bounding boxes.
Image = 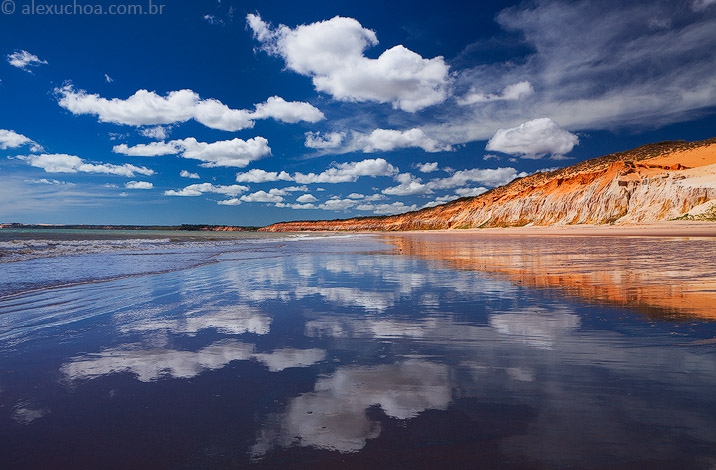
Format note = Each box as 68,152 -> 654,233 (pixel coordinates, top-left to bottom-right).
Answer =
1,229 -> 715,469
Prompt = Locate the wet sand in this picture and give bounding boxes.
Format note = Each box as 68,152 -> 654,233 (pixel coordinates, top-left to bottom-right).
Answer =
381,222 -> 716,319
402,220 -> 716,237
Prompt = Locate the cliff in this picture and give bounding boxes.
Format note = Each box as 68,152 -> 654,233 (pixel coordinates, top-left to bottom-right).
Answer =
260,138 -> 716,232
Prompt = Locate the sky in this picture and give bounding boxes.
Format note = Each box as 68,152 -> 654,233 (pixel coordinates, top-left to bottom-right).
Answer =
1,0 -> 715,226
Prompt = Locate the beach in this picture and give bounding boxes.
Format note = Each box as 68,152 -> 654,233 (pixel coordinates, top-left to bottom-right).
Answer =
1,227 -> 716,468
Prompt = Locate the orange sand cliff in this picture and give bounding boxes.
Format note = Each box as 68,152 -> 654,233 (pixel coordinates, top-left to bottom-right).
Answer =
260,138 -> 716,232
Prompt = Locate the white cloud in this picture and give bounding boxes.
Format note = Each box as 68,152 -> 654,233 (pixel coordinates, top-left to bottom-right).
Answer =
26,178 -> 74,185
486,118 -> 579,158
247,14 -> 450,112
180,137 -> 271,168
458,81 -> 534,106
125,181 -> 153,189
356,201 -> 419,215
318,198 -> 358,211
275,202 -> 316,210
235,168 -> 292,183
114,137 -> 271,168
296,194 -> 318,203
240,189 -> 286,203
427,167 -> 526,190
113,140 -> 180,157
283,185 -> 309,192
7,50 -> 47,72
16,154 -> 154,177
180,170 -> 200,179
416,162 -> 438,173
304,131 -> 345,149
293,158 -> 397,184
140,126 -> 170,140
0,129 -> 43,152
56,85 -> 324,131
164,182 -> 248,197
192,97 -> 254,131
217,198 -> 242,206
57,86 -> 199,126
382,173 -> 431,196
251,96 -> 325,123
422,194 -> 460,208
455,186 -> 488,197
360,128 -> 451,153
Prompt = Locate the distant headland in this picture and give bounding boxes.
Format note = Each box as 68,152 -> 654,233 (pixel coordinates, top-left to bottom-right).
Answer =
0,223 -> 260,232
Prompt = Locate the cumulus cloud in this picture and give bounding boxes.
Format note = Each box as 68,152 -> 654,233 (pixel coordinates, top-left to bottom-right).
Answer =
247,14 -> 450,112
486,118 -> 579,158
55,85 -> 324,131
359,128 -> 451,153
296,193 -> 318,203
239,189 -> 285,203
304,131 -> 345,149
293,158 -> 397,184
318,198 -> 359,211
415,162 -> 438,173
382,173 -> 431,196
125,181 -> 153,189
0,129 -> 43,152
180,170 -> 200,179
427,167 -> 527,190
16,154 -> 154,177
114,137 -> 271,168
251,96 -> 325,123
164,182 -> 248,197
235,168 -> 292,183
179,137 -> 271,168
7,50 -> 47,72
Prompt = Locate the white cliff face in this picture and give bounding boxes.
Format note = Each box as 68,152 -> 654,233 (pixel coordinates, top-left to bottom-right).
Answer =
260,139 -> 716,232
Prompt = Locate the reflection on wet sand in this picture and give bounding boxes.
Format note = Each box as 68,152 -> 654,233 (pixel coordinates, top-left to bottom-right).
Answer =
383,232 -> 716,319
3,237 -> 716,469
251,360 -> 451,455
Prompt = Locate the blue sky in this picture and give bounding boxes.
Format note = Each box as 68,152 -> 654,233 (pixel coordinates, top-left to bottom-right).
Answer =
1,0 -> 715,226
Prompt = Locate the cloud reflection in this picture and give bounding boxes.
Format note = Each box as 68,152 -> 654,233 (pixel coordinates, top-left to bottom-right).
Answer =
489,307 -> 581,349
61,340 -> 326,383
252,360 -> 451,455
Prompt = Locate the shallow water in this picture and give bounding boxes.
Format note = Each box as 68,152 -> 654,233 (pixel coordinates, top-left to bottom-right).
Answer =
1,231 -> 715,469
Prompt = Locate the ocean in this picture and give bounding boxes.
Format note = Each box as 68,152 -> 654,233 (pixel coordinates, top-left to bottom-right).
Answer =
1,228 -> 715,469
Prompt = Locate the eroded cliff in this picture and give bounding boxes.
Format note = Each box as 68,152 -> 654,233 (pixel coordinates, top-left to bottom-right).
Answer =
260,138 -> 716,232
